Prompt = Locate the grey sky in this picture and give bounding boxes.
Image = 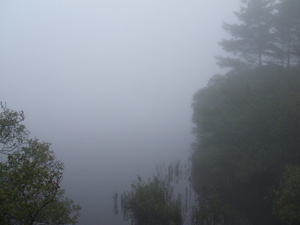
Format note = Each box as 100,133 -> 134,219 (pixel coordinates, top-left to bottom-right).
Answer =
1,0 -> 239,224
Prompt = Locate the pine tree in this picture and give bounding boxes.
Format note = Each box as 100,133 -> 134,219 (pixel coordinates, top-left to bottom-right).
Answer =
273,0 -> 300,67
218,0 -> 276,70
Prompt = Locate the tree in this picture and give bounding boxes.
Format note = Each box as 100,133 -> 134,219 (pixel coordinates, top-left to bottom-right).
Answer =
0,103 -> 29,154
273,0 -> 300,67
273,165 -> 300,225
0,139 -> 81,225
191,67 -> 300,225
0,104 -> 81,225
120,175 -> 182,225
218,0 -> 276,70
34,189 -> 81,225
218,0 -> 300,71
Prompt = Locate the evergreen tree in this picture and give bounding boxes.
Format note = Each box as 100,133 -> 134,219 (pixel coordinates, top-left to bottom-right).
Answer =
273,0 -> 300,67
218,0 -> 276,70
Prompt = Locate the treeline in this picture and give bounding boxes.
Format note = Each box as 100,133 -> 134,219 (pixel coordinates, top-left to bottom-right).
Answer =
115,1 -> 300,225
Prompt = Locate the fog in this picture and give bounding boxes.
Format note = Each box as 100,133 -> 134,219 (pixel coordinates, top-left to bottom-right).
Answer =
1,1 -> 239,224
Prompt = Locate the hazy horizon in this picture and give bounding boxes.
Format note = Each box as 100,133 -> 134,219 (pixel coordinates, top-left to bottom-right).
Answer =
1,1 -> 240,224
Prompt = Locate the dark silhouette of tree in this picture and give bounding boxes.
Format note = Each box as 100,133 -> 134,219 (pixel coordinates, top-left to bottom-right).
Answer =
191,67 -> 300,225
273,0 -> 300,67
218,0 -> 276,70
218,0 -> 300,71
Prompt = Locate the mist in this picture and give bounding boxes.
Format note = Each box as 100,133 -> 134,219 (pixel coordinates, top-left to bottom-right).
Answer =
1,0 -> 239,224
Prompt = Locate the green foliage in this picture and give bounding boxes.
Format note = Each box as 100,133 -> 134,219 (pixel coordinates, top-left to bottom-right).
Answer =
121,175 -> 182,225
0,103 -> 80,225
35,189 -> 81,224
273,165 -> 300,224
191,67 -> 300,224
0,103 -> 29,153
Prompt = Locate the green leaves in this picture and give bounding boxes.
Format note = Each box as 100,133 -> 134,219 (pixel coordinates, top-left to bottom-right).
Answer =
0,104 -> 80,225
1,140 -> 63,224
0,102 -> 29,153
